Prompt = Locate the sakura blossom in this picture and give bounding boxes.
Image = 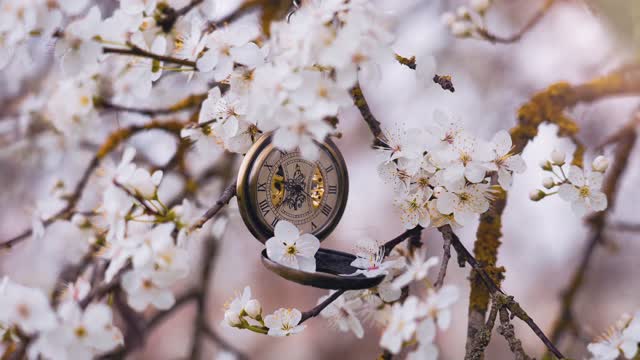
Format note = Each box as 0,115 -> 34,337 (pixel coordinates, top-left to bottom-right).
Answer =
264,308 -> 306,337
265,221 -> 320,272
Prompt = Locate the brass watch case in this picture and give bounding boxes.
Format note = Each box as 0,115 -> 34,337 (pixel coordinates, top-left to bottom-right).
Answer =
236,132 -> 349,243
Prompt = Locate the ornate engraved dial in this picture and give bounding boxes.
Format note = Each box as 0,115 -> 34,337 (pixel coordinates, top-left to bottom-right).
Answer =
236,133 -> 349,242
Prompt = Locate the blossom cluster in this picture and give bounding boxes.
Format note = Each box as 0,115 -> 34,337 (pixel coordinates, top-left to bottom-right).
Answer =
99,147 -> 201,311
319,247 -> 458,358
530,150 -> 609,216
588,311 -> 640,360
0,277 -> 122,359
184,0 -> 398,160
378,111 -> 526,230
441,0 -> 493,38
223,286 -> 306,337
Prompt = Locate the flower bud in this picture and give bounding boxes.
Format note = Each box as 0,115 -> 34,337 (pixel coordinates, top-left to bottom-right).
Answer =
470,0 -> 491,14
542,177 -> 555,189
592,155 -> 609,172
224,310 -> 241,327
550,149 -> 565,165
529,190 -> 545,201
244,299 -> 262,318
539,160 -> 552,171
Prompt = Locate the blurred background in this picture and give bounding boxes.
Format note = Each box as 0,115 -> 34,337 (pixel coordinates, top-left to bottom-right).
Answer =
1,0 -> 640,358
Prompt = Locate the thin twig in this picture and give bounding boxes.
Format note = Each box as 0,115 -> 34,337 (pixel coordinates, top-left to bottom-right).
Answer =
300,290 -> 346,323
497,304 -> 533,360
434,233 -> 452,288
157,0 -> 205,32
0,155 -> 99,249
206,0 -> 264,32
96,93 -> 206,117
189,181 -> 237,231
467,297 -> 499,360
382,227 -> 423,257
103,45 -> 197,68
475,0 -> 555,44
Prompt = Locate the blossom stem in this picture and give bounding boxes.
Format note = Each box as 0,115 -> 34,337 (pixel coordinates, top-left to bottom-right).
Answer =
300,289 -> 346,324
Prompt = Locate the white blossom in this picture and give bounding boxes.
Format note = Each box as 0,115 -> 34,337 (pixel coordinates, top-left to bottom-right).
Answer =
488,130 -> 526,189
54,6 -> 103,76
380,296 -> 423,354
558,165 -> 608,216
30,302 -> 123,360
0,279 -> 57,334
392,252 -> 439,289
588,312 -> 640,360
264,308 -> 306,337
265,220 -> 320,272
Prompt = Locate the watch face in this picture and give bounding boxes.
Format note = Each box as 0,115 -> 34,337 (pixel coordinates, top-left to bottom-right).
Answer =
237,133 -> 349,242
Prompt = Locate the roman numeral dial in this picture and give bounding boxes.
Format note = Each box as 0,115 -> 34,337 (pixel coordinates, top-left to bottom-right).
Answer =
237,133 -> 348,243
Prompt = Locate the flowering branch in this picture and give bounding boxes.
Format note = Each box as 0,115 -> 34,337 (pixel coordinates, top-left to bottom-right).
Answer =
465,64 -> 640,357
1,120 -> 185,249
546,116 -> 638,352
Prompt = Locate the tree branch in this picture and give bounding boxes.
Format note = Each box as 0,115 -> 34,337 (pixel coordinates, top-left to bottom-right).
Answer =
439,225 -> 565,359
350,84 -> 388,148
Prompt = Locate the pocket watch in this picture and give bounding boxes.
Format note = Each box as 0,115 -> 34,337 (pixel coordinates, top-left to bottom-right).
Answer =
237,132 -> 384,290
236,132 -> 349,243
